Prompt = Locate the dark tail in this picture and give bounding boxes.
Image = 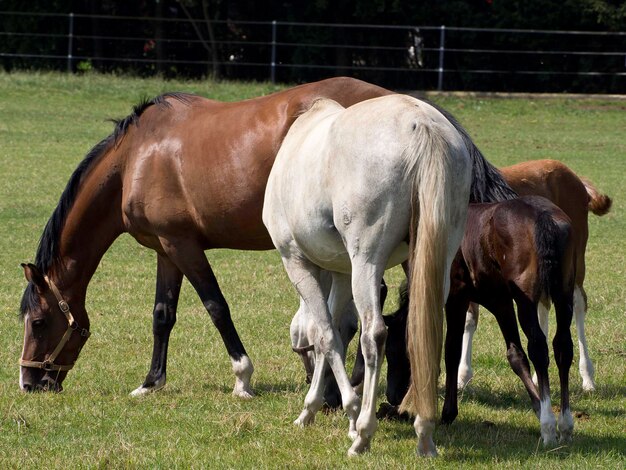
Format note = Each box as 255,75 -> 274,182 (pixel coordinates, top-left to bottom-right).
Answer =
580,176 -> 612,216
426,101 -> 518,203
535,211 -> 570,301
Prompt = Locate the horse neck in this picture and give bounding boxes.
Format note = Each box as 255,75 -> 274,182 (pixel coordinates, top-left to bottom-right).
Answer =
49,154 -> 125,312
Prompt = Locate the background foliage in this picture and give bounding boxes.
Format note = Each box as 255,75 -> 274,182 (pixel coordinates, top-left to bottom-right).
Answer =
1,1 -> 625,92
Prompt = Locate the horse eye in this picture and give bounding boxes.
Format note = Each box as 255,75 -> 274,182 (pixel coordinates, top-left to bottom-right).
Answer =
31,319 -> 46,330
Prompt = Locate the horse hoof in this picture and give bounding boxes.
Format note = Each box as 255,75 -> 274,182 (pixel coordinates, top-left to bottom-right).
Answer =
457,367 -> 473,389
130,381 -> 165,397
348,436 -> 370,456
541,428 -> 558,447
558,430 -> 573,444
416,436 -> 438,457
233,388 -> 255,399
582,380 -> 596,392
417,447 -> 438,458
557,412 -> 574,444
294,410 -> 315,427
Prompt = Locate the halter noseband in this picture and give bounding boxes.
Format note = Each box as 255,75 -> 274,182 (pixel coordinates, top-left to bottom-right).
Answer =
19,276 -> 90,372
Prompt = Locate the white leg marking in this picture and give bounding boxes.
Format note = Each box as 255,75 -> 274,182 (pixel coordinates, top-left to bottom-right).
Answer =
19,367 -> 26,392
539,397 -> 557,446
232,355 -> 255,399
414,415 -> 438,457
130,374 -> 167,397
574,287 -> 596,391
458,305 -> 478,389
558,408 -> 574,443
533,302 -> 550,388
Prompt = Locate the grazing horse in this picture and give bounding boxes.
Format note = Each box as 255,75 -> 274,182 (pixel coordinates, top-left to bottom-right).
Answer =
457,160 -> 612,392
264,94 -> 474,456
18,77 -> 400,395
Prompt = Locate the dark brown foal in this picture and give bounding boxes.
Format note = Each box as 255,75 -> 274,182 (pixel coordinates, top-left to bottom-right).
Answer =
442,195 -> 576,446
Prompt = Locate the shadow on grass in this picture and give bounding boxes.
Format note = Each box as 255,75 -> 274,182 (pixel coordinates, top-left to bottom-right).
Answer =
379,412 -> 625,462
215,379 -> 303,396
459,381 -> 626,419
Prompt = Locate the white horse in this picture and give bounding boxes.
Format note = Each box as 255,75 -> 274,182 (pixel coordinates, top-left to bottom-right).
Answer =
263,94 -> 472,456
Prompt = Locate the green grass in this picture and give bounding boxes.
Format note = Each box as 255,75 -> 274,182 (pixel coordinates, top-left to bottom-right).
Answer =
0,72 -> 624,468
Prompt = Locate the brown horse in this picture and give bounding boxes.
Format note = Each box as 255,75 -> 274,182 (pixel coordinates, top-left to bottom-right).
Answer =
19,77 -> 515,399
458,160 -> 612,392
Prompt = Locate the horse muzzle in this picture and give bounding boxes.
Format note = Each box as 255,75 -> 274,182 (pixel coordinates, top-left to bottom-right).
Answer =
20,368 -> 64,393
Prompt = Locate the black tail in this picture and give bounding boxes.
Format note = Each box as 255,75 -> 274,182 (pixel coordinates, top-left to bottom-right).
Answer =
535,211 -> 569,301
426,101 -> 518,203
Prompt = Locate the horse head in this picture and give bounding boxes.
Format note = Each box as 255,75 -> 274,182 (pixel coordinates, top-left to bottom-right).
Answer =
19,263 -> 90,392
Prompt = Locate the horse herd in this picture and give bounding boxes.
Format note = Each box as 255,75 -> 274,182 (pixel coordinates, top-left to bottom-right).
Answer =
18,77 -> 611,457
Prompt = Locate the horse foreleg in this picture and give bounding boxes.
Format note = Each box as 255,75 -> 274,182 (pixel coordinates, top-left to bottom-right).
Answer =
458,302 -> 479,389
162,239 -> 254,398
516,297 -> 556,446
441,294 -> 470,424
574,285 -> 596,391
131,254 -> 183,397
553,292 -> 575,443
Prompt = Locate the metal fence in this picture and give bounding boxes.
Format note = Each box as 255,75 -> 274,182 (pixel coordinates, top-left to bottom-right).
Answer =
1,11 -> 625,93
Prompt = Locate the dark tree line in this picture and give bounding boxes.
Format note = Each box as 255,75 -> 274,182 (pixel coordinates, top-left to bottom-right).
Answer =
1,1 -> 625,92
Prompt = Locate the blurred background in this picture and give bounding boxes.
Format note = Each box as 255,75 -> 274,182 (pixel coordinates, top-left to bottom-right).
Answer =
1,1 -> 625,93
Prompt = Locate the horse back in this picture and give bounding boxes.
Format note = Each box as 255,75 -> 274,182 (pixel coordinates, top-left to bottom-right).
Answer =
463,196 -> 574,302
119,78 -> 391,251
500,159 -> 589,284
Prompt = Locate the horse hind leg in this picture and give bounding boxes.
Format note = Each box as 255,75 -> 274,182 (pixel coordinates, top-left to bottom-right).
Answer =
574,285 -> 596,391
486,297 -> 540,415
458,302 -> 479,389
161,238 -> 254,398
285,264 -> 359,436
553,291 -> 575,443
532,299 -> 551,388
516,297 -> 557,446
131,254 -> 183,397
348,262 -> 387,456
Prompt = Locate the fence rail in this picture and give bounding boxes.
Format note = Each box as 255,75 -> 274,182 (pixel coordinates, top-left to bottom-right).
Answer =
1,11 -> 625,93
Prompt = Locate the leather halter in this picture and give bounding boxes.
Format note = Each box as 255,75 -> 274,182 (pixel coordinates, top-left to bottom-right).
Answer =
19,276 -> 90,372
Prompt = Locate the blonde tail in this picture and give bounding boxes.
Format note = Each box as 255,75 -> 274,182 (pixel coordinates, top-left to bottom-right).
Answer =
399,123 -> 453,422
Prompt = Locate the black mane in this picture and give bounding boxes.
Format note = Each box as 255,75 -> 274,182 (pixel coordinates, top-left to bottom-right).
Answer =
20,92 -> 195,317
424,99 -> 518,203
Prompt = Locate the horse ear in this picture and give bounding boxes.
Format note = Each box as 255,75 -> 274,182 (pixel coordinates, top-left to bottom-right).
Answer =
21,263 -> 47,291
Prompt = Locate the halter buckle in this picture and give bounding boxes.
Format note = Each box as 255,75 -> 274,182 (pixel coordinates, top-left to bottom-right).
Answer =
58,300 -> 70,313
41,360 -> 55,371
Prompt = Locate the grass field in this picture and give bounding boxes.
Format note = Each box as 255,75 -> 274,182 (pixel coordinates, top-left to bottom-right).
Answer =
0,72 -> 624,468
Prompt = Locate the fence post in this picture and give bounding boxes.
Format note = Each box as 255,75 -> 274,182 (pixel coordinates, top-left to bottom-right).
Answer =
437,25 -> 445,91
270,20 -> 277,83
67,12 -> 74,72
